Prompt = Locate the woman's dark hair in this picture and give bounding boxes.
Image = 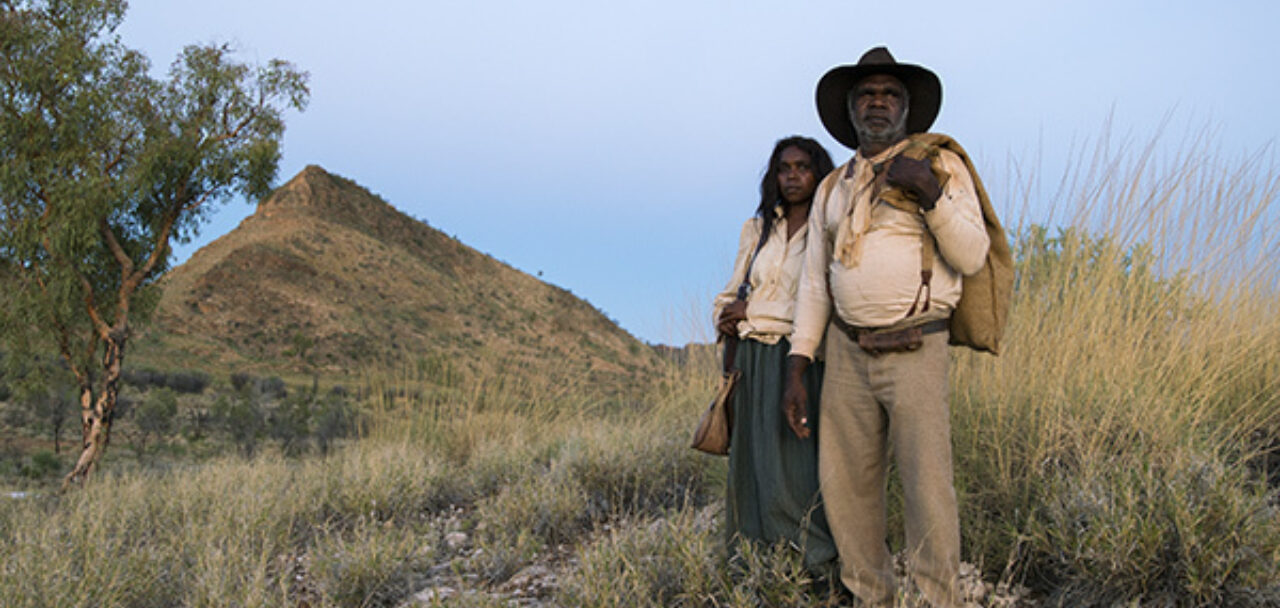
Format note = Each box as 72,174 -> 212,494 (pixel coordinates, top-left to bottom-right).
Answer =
756,136 -> 835,236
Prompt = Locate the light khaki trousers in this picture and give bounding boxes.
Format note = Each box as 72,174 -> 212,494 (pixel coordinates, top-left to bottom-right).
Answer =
819,326 -> 960,608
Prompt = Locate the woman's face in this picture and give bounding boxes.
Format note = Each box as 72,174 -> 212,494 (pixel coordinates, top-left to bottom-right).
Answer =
777,146 -> 818,206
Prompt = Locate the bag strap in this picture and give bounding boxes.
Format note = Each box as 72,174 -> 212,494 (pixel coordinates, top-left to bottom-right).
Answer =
735,217 -> 774,300
723,216 -> 774,374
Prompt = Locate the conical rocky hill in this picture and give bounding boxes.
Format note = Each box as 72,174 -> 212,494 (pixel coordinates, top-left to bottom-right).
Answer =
142,165 -> 662,394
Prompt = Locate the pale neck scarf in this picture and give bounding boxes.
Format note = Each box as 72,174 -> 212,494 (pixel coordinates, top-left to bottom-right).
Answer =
833,137 -> 914,268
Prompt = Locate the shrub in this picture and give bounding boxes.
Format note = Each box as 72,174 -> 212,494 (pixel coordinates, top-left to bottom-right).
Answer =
230,371 -> 252,392
313,393 -> 356,456
255,376 -> 288,400
121,367 -> 165,389
16,387 -> 76,454
267,396 -> 310,457
20,451 -> 61,479
182,405 -> 212,442
212,394 -> 265,458
133,387 -> 178,445
165,370 -> 210,394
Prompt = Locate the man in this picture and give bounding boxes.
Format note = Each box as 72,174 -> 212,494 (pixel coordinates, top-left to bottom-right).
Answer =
782,47 -> 990,608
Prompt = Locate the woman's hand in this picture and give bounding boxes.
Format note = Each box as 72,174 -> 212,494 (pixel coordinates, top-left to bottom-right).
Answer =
717,300 -> 747,337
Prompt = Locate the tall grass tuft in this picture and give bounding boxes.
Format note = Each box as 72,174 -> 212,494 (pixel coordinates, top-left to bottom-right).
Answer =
952,125 -> 1280,604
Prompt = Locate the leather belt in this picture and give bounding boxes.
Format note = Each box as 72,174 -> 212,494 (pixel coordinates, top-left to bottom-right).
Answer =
832,316 -> 950,356
832,316 -> 949,340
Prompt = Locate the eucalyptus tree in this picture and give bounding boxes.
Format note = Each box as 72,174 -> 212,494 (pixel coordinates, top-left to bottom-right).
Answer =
0,0 -> 308,485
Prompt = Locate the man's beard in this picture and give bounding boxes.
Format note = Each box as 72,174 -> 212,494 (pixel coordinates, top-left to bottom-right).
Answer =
854,111 -> 908,148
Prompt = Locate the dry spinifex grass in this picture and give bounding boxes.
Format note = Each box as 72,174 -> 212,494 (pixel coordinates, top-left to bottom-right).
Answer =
951,125 -> 1280,604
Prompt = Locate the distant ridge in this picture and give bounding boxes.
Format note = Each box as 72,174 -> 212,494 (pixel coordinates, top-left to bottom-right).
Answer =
141,165 -> 662,393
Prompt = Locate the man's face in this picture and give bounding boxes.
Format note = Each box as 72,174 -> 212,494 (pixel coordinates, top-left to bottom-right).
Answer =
847,74 -> 909,148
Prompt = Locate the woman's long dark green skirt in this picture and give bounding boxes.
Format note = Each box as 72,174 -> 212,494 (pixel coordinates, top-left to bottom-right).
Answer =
726,337 -> 837,572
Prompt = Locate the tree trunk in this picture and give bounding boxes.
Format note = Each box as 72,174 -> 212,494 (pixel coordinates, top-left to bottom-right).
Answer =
63,329 -> 126,488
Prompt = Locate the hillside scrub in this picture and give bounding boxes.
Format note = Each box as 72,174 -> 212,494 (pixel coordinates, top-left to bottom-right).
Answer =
0,366 -> 715,608
2,128 -> 1279,606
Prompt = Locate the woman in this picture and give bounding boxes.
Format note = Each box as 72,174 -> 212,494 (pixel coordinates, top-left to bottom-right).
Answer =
713,135 -> 837,575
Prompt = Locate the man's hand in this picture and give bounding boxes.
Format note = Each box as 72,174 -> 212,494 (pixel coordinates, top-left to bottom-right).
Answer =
886,155 -> 941,210
782,355 -> 812,439
717,300 -> 747,337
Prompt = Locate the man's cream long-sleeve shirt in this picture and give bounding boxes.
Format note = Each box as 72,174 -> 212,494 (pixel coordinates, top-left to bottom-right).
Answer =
789,137 -> 990,360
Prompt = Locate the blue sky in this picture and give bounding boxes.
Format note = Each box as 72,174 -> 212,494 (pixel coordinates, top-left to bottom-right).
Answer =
118,0 -> 1280,345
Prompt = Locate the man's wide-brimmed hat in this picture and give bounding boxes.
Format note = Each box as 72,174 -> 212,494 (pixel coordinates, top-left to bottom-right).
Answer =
816,46 -> 942,150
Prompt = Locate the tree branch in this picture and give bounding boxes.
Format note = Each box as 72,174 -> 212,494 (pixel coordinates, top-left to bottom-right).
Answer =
76,268 -> 110,340
99,217 -> 133,274
132,197 -> 182,283
102,131 -> 134,175
181,191 -> 211,215
212,100 -> 261,143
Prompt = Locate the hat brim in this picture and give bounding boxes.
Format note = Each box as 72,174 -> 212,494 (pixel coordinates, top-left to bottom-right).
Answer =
816,63 -> 942,150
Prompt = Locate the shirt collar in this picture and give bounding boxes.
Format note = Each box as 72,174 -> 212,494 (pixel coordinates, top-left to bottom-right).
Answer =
844,138 -> 913,179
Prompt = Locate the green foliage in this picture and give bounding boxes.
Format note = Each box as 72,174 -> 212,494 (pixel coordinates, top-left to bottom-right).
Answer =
312,389 -> 356,456
1013,223 -> 1197,322
0,370 -> 10,401
8,385 -> 77,453
123,367 -> 211,394
230,371 -> 252,392
211,393 -> 264,458
255,375 -> 289,400
266,395 -> 310,456
180,402 -> 212,443
127,386 -> 177,456
19,450 -> 62,479
0,0 -> 307,475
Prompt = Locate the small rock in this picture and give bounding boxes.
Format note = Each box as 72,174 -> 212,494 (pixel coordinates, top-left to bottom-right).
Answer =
500,564 -> 556,596
411,585 -> 456,603
958,561 -> 987,602
426,562 -> 453,577
445,531 -> 468,549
